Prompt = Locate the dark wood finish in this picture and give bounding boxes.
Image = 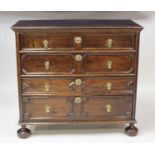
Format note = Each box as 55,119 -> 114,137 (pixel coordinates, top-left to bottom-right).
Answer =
125,123 -> 138,136
21,33 -> 73,49
82,96 -> 132,120
82,53 -> 135,74
17,125 -> 31,138
22,77 -> 134,95
82,77 -> 134,94
22,78 -> 76,95
20,33 -> 134,50
23,97 -> 73,121
21,53 -> 75,75
12,20 -> 143,138
23,95 -> 132,121
11,20 -> 142,29
21,53 -> 135,75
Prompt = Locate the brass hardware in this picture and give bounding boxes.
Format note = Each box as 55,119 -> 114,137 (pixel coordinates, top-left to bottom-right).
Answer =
44,105 -> 51,113
74,97 -> 82,104
43,40 -> 48,49
106,39 -> 113,48
74,36 -> 82,44
75,79 -> 82,86
106,82 -> 112,91
75,54 -> 83,61
106,104 -> 112,112
44,83 -> 50,93
44,61 -> 50,71
68,79 -> 82,87
107,61 -> 112,70
68,81 -> 74,87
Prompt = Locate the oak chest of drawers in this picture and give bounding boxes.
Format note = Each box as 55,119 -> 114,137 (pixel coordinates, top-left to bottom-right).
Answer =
12,20 -> 143,138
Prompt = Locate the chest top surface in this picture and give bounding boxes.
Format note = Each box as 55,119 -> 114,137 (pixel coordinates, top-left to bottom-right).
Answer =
12,19 -> 143,30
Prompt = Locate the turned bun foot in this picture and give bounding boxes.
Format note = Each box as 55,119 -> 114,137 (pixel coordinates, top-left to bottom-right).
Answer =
125,124 -> 138,136
17,126 -> 31,138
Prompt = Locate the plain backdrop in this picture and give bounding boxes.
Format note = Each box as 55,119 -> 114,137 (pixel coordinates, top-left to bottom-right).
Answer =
0,11 -> 155,142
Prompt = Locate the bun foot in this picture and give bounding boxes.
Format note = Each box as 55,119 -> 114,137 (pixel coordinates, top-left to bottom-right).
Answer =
125,123 -> 138,136
17,125 -> 31,138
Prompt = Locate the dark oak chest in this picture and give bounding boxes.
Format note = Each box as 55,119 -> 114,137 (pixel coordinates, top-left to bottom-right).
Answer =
12,20 -> 143,138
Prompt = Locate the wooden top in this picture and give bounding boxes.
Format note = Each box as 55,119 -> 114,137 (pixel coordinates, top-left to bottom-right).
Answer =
12,20 -> 143,30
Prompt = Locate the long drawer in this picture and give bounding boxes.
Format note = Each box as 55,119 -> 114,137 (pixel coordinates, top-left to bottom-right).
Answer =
21,53 -> 135,75
21,32 -> 135,50
23,95 -> 133,121
22,77 -> 134,95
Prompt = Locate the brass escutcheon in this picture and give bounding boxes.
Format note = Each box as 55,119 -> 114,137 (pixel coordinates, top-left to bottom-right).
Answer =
44,61 -> 50,71
106,104 -> 112,112
74,97 -> 82,104
74,36 -> 82,44
75,54 -> 83,61
44,105 -> 51,113
106,82 -> 112,91
75,79 -> 82,86
107,60 -> 112,70
43,40 -> 48,49
44,83 -> 50,93
106,39 -> 113,48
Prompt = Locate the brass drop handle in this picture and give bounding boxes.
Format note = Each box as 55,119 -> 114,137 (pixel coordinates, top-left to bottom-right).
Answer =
43,40 -> 48,49
68,79 -> 82,87
75,54 -> 83,61
106,104 -> 112,112
44,105 -> 51,113
107,60 -> 112,70
106,82 -> 112,91
74,36 -> 82,44
44,61 -> 50,71
106,39 -> 113,48
74,97 -> 82,104
44,83 -> 50,93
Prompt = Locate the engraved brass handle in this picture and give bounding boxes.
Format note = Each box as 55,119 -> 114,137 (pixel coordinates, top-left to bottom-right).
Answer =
44,83 -> 50,93
106,39 -> 113,48
74,36 -> 82,44
106,104 -> 112,112
44,105 -> 51,113
75,54 -> 83,61
106,82 -> 112,91
43,40 -> 48,49
44,61 -> 50,71
107,60 -> 112,70
74,97 -> 82,104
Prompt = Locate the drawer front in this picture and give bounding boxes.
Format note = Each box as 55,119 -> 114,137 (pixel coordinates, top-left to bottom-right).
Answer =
22,78 -> 77,95
21,33 -> 73,49
22,77 -> 133,95
82,54 -> 134,74
23,97 -> 74,121
21,54 -> 76,75
23,95 -> 132,121
82,77 -> 134,94
80,96 -> 132,120
21,53 -> 134,75
83,34 -> 134,49
21,33 -> 135,50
